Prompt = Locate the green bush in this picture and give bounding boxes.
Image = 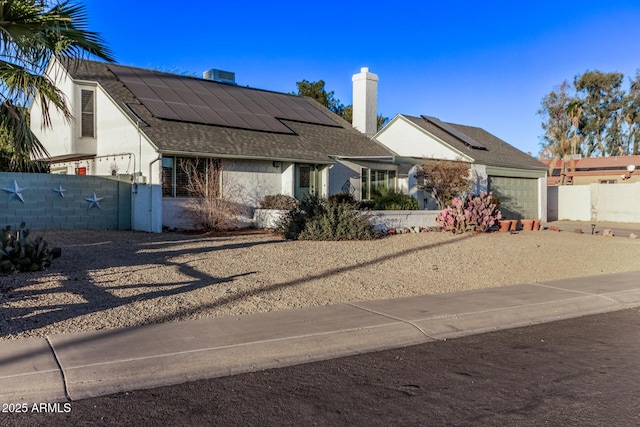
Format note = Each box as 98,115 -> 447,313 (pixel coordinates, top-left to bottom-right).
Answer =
357,200 -> 376,210
327,192 -> 357,206
276,195 -> 374,241
371,188 -> 419,210
260,194 -> 299,210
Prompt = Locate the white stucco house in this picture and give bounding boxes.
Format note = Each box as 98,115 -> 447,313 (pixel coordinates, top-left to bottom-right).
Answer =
30,59 -> 397,232
373,114 -> 549,220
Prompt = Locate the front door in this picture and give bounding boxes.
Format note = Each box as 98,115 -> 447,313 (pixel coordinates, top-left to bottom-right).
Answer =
295,164 -> 320,199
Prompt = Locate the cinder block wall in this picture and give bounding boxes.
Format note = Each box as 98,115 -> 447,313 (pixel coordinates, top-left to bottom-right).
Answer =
547,183 -> 640,223
0,172 -> 131,231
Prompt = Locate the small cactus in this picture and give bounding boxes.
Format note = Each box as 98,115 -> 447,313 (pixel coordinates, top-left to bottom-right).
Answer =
0,223 -> 61,273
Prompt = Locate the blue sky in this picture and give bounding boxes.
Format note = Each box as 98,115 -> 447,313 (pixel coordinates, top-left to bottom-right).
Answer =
82,1 -> 640,156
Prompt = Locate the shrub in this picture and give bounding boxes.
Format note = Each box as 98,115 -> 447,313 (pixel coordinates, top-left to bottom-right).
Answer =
371,187 -> 419,210
277,195 -> 374,241
0,222 -> 61,273
328,192 -> 357,206
357,200 -> 376,210
259,194 -> 299,210
181,159 -> 246,231
420,158 -> 472,209
436,193 -> 502,234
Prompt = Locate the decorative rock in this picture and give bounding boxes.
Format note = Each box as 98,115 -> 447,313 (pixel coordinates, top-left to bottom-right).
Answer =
574,228 -> 583,234
630,233 -> 638,239
411,226 -> 419,233
549,226 -> 560,232
603,228 -> 614,237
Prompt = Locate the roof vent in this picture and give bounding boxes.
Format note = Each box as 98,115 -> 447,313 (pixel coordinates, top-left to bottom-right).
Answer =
203,68 -> 236,84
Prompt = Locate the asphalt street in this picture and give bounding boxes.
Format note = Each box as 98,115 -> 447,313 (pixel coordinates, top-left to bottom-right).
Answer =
3,308 -> 639,426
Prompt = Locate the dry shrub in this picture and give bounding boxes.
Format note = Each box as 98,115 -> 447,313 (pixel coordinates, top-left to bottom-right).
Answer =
420,158 -> 471,209
181,159 -> 246,231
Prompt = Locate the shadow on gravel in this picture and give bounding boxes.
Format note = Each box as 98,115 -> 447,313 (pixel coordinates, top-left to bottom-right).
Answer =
147,232 -> 477,325
0,231 -> 282,339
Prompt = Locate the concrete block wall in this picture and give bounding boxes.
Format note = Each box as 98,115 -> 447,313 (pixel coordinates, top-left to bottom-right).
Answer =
0,172 -> 131,231
547,183 -> 640,223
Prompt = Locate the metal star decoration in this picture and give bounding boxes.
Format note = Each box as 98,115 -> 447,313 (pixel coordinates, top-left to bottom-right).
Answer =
85,192 -> 104,209
53,184 -> 67,198
2,180 -> 28,203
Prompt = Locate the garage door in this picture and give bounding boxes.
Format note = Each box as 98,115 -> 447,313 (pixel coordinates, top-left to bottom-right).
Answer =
488,176 -> 538,219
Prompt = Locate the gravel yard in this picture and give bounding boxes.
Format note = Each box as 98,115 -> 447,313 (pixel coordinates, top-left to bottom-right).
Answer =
1,228 -> 640,341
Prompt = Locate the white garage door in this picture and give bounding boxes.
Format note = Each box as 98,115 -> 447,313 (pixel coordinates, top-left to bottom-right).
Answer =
488,176 -> 538,219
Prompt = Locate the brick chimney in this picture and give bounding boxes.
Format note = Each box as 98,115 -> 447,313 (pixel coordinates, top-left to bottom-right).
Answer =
352,67 -> 378,137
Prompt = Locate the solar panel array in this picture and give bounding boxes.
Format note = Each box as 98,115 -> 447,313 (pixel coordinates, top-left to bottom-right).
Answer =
421,115 -> 487,150
108,64 -> 339,134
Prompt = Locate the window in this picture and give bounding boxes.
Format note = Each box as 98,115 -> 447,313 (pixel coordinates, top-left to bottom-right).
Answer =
162,157 -> 220,197
361,168 -> 396,199
298,165 -> 310,189
81,90 -> 95,137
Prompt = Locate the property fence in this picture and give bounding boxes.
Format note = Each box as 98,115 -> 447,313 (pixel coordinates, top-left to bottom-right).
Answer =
547,183 -> 640,223
0,172 -> 131,231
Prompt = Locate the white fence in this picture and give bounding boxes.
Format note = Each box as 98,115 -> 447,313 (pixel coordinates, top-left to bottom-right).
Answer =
547,183 -> 640,223
253,209 -> 440,231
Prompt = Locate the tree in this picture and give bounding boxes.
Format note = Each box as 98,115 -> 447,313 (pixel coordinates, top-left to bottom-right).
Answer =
538,81 -> 582,185
574,70 -> 625,156
420,158 -> 471,209
0,0 -> 114,171
294,79 -> 345,116
623,72 -> 640,155
539,70 -> 640,160
342,104 -> 387,131
294,79 -> 388,131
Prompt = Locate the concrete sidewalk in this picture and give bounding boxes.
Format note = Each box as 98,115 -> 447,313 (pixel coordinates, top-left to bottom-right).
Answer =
1,271 -> 639,404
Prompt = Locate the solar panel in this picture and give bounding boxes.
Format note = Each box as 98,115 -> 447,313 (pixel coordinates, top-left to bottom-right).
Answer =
109,64 -> 339,133
421,115 -> 487,150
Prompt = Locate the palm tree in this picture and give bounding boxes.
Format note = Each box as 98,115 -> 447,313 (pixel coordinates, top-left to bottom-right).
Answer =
0,0 -> 114,171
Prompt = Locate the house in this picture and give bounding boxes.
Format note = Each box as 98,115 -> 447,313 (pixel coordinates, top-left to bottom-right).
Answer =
541,155 -> 640,185
30,60 -> 396,232
373,114 -> 549,220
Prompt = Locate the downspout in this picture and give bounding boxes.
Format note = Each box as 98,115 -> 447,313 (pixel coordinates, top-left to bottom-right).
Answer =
148,155 -> 162,233
138,120 -> 142,183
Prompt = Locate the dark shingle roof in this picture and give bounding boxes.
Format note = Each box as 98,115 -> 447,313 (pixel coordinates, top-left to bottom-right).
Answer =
402,115 -> 547,170
65,59 -> 392,163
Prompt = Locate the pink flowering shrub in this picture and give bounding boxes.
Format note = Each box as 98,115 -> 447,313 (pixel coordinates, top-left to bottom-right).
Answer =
436,192 -> 502,234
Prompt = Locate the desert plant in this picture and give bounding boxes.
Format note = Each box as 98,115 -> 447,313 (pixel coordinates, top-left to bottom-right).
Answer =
371,187 -> 419,210
277,195 -> 374,241
0,222 -> 61,273
259,194 -> 299,210
436,193 -> 502,234
488,194 -> 501,211
181,159 -> 246,231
